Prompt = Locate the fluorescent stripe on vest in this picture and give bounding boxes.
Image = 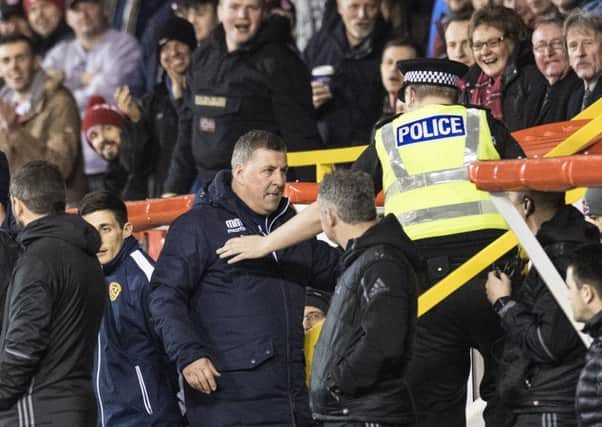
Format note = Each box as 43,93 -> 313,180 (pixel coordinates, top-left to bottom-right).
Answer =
375,104 -> 507,240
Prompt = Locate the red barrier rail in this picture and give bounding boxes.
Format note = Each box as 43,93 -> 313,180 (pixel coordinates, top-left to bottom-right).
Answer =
468,155 -> 602,192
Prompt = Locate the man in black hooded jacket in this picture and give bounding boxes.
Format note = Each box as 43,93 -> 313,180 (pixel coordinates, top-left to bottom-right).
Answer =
310,169 -> 420,426
486,190 -> 600,427
164,0 -> 322,195
0,161 -> 105,426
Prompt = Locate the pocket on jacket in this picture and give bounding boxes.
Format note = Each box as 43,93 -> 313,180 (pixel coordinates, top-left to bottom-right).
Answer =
212,336 -> 275,372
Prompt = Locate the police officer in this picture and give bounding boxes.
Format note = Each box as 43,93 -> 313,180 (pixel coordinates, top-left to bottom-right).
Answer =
217,58 -> 525,426
354,58 -> 524,427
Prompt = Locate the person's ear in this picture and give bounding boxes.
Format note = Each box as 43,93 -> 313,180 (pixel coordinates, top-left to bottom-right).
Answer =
122,222 -> 133,239
325,207 -> 337,228
581,284 -> 595,305
405,87 -> 416,109
523,196 -> 535,218
11,196 -> 22,219
232,162 -> 245,184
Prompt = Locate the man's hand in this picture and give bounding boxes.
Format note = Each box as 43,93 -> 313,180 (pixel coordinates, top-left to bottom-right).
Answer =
165,69 -> 186,100
80,71 -> 95,86
216,235 -> 271,264
485,271 -> 512,304
114,86 -> 142,122
0,100 -> 18,131
311,80 -> 333,109
182,358 -> 221,394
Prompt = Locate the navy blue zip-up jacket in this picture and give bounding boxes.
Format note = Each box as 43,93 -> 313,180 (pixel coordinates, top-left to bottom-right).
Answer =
94,236 -> 183,427
149,170 -> 340,426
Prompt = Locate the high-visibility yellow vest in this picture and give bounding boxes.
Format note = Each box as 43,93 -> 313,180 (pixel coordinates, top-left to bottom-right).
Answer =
304,320 -> 324,385
375,104 -> 507,240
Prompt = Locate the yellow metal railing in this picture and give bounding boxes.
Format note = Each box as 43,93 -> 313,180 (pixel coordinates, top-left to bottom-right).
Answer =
288,146 -> 366,182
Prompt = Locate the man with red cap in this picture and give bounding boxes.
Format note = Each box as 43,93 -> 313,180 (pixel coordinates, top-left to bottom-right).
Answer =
82,95 -> 146,200
22,0 -> 72,56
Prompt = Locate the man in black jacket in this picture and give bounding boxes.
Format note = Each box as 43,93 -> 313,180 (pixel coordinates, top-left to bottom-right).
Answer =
115,15 -> 197,198
524,17 -> 581,127
164,0 -> 322,195
0,160 -> 105,426
304,0 -> 389,148
310,169 -> 420,426
565,11 -> 602,117
566,244 -> 602,427
486,190 -> 599,427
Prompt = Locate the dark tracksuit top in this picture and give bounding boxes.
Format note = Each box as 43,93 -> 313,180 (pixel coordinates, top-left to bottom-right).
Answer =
93,236 -> 183,427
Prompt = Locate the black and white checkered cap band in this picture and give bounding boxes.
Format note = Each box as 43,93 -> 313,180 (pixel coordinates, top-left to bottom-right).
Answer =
404,70 -> 460,88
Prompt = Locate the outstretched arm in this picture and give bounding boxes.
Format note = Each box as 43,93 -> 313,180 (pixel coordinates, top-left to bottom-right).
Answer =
217,202 -> 323,263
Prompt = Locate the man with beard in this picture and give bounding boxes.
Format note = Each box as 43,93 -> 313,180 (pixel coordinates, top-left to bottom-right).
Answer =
82,96 -> 147,200
43,0 -> 142,191
0,160 -> 105,426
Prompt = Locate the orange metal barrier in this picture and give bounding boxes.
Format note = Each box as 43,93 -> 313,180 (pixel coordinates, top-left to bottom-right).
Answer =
125,183 -> 383,233
512,119 -> 602,157
468,155 -> 602,192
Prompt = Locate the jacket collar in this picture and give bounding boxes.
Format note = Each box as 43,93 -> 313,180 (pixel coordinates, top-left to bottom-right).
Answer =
102,235 -> 139,276
201,170 -> 291,234
583,311 -> 602,339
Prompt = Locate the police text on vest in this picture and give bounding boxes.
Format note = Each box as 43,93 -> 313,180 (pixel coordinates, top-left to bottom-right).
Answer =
396,115 -> 466,147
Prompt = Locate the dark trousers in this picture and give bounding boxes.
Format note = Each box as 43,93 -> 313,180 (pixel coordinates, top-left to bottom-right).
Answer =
406,256 -> 507,427
322,423 -> 410,427
509,412 -> 577,427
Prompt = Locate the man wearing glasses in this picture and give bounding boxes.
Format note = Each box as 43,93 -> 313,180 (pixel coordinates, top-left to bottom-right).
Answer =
524,17 -> 581,126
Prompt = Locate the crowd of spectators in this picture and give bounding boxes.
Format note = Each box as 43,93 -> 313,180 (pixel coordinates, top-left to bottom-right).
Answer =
0,0 -> 596,203
0,0 -> 601,426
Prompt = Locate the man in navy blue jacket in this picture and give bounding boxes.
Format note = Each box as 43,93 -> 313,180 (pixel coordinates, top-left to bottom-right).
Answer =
150,130 -> 340,426
79,191 -> 184,427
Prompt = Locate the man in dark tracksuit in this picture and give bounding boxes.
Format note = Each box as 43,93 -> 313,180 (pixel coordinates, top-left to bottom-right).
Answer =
310,169 -> 420,426
486,191 -> 600,427
566,244 -> 602,427
150,130 -> 340,426
80,191 -> 183,427
164,0 -> 321,194
0,160 -> 105,426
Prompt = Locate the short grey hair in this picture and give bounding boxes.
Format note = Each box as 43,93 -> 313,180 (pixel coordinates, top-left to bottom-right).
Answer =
564,10 -> 602,40
408,84 -> 460,103
318,169 -> 377,224
230,130 -> 287,169
10,160 -> 66,214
